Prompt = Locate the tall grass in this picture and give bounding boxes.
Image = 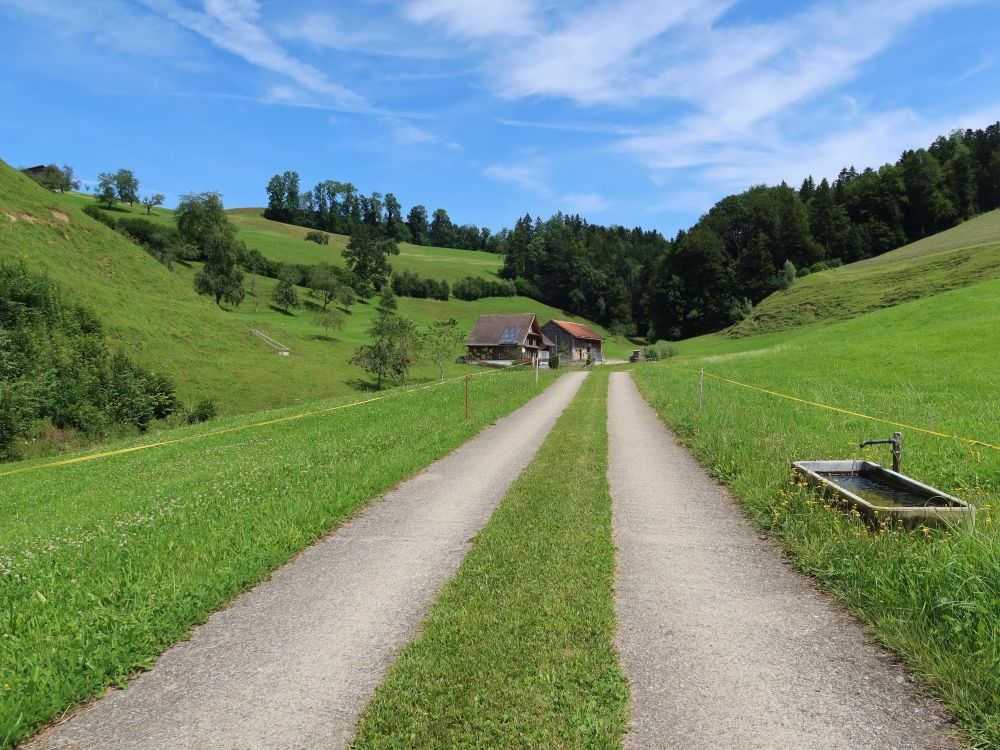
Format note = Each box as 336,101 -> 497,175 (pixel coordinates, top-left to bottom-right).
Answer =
352,370 -> 629,749
0,368 -> 556,748
632,280 -> 1000,746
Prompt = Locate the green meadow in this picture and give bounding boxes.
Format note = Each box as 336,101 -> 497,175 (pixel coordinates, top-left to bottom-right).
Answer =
731,209 -> 1000,337
0,367 -> 557,749
633,276 -> 1000,746
0,164 -> 623,423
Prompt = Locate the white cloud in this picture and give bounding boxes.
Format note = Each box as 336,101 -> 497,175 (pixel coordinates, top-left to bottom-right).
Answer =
560,192 -> 610,214
484,161 -> 550,196
403,0 -> 540,38
143,0 -> 373,113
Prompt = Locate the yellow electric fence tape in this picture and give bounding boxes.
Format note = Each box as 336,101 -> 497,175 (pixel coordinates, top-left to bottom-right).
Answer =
0,364 -> 532,480
668,365 -> 1000,452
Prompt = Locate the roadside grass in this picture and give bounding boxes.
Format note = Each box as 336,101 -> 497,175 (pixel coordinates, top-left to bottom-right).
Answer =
632,279 -> 1000,747
0,367 -> 557,749
351,369 -> 629,749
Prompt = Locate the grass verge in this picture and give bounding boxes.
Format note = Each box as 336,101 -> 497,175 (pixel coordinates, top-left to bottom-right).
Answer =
0,367 -> 556,749
632,348 -> 999,747
351,369 -> 629,749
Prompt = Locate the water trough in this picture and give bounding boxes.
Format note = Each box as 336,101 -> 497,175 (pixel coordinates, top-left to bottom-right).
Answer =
792,459 -> 975,529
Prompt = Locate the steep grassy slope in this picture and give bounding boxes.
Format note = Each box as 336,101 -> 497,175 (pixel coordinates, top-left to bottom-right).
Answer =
635,279 -> 1000,745
730,210 -> 1000,337
1,164 -> 623,418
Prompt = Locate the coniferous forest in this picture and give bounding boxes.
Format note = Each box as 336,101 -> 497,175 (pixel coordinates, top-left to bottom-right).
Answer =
264,123 -> 1000,340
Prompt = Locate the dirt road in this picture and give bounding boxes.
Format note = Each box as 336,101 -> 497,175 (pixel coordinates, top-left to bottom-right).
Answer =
27,372 -> 588,750
607,371 -> 958,749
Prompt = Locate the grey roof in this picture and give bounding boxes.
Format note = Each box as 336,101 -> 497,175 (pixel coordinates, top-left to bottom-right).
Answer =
467,314 -> 539,347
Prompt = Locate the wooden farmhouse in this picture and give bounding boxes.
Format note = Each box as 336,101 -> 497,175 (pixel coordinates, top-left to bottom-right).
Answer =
541,319 -> 605,362
466,314 -> 549,365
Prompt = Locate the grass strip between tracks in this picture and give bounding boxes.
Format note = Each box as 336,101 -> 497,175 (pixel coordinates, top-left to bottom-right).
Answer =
352,369 -> 629,749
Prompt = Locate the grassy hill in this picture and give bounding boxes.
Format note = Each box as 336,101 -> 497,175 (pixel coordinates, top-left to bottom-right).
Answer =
1,163 -> 622,419
730,210 -> 1000,337
635,277 -> 1000,745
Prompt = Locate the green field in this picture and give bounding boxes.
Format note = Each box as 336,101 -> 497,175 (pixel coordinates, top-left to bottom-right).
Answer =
633,276 -> 1000,746
731,210 -> 1000,337
0,366 -> 558,749
353,370 -> 629,748
0,164 -> 623,426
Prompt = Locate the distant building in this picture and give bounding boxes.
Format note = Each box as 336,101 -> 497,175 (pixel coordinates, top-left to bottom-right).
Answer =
466,314 -> 547,365
20,165 -> 47,178
541,319 -> 604,363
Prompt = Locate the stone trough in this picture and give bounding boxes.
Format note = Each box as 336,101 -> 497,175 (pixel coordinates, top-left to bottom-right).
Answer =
791,459 -> 975,530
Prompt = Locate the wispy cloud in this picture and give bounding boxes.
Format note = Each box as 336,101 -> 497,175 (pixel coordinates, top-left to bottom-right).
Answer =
403,0 -> 540,38
560,192 -> 610,214
953,56 -> 998,84
485,160 -> 551,196
143,0 -> 374,113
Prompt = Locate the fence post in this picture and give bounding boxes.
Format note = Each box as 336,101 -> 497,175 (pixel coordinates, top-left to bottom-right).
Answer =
698,368 -> 704,412
465,374 -> 469,421
535,354 -> 539,385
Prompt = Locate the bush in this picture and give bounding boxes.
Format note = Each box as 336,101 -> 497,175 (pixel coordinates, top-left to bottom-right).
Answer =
0,261 -> 181,458
391,270 -> 451,300
549,354 -> 560,369
117,217 -> 191,269
643,340 -> 678,361
305,230 -> 329,245
82,203 -> 118,229
513,277 -> 542,299
187,398 -> 218,424
777,260 -> 796,290
452,276 -> 516,301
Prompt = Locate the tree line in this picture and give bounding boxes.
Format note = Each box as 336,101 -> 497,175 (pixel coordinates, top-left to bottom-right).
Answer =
491,122 -> 1000,340
264,171 -> 496,252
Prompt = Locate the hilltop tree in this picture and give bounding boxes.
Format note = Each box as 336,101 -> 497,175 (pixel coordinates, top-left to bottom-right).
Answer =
343,225 -> 399,290
430,208 -> 454,247
384,193 -> 409,241
113,169 -> 140,206
406,204 -> 429,245
25,164 -> 79,192
141,193 -> 165,214
423,318 -> 465,380
95,172 -> 117,207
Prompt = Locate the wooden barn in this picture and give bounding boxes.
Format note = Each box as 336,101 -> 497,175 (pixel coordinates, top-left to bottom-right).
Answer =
541,319 -> 604,363
466,314 -> 548,365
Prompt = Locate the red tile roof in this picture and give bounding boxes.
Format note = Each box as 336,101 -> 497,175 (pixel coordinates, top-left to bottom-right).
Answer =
549,319 -> 603,341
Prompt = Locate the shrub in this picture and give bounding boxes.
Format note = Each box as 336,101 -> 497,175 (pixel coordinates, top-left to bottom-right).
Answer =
187,398 -> 218,424
0,261 -> 181,458
643,340 -> 678,361
452,276 -> 516,301
305,230 -> 329,245
549,354 -> 560,369
777,260 -> 796,290
82,203 -> 118,229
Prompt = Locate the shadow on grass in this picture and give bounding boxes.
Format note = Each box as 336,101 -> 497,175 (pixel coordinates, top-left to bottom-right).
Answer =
345,378 -> 381,392
268,304 -> 297,316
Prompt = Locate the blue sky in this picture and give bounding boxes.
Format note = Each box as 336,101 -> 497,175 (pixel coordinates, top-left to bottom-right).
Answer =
2,0 -> 999,237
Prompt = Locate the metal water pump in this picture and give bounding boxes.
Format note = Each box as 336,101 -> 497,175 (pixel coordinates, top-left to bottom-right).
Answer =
860,431 -> 902,472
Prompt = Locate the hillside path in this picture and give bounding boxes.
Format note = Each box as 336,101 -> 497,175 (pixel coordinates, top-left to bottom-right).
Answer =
607,371 -> 958,750
27,372 -> 588,750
